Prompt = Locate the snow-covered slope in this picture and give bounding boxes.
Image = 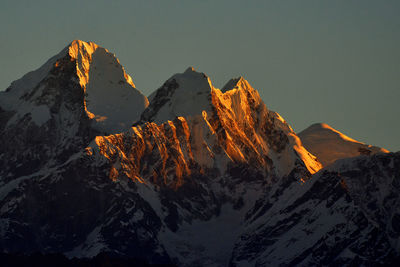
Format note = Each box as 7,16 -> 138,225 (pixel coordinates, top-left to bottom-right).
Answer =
299,123 -> 388,166
231,152 -> 400,266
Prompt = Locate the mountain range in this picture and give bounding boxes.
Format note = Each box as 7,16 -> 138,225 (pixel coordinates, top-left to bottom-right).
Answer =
0,40 -> 398,266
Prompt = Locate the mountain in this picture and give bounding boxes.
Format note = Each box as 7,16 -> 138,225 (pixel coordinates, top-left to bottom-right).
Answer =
88,68 -> 323,265
299,123 -> 389,166
136,67 -> 321,177
1,41 -> 399,266
0,40 -> 148,186
0,40 -> 148,134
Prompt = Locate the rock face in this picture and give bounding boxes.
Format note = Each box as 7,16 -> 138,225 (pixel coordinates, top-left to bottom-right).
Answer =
299,123 -> 389,166
0,41 -> 399,266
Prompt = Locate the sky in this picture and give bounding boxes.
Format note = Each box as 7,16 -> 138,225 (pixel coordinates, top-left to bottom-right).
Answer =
1,0 -> 399,151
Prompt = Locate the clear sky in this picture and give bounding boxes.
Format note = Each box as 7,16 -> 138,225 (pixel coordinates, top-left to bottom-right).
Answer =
1,0 -> 399,151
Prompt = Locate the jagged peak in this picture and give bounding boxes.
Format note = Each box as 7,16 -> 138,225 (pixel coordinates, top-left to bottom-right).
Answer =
143,69 -> 267,126
69,39 -> 96,47
221,76 -> 245,92
1,40 -> 148,133
35,40 -> 137,94
217,76 -> 262,113
67,40 -> 99,60
73,41 -> 148,132
63,40 -> 129,89
221,76 -> 256,95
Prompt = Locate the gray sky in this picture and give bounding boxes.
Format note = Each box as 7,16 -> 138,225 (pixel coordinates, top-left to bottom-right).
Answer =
1,0 -> 399,151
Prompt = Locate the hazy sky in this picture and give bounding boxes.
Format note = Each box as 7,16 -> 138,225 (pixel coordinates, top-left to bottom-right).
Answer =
1,0 -> 399,151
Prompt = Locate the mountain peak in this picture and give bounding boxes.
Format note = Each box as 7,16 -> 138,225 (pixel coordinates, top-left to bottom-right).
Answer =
81,45 -> 148,132
139,68 -> 321,175
179,66 -> 210,81
221,76 -> 245,92
69,39 -> 96,46
221,76 -> 256,95
301,123 -> 361,144
63,40 -> 149,132
1,40 -> 148,133
142,67 -> 215,124
299,123 -> 389,166
68,40 -> 99,60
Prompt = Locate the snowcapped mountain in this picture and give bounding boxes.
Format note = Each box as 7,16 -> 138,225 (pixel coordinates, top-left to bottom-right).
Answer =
84,67 -> 322,265
299,123 -> 389,166
0,40 -> 148,186
0,40 -> 148,134
0,41 -> 399,266
135,67 -> 321,178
